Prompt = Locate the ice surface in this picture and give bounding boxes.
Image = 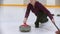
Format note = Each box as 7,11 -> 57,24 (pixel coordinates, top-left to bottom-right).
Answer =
0,6 -> 60,34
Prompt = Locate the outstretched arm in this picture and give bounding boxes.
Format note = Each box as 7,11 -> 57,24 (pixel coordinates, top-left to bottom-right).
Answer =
23,4 -> 31,23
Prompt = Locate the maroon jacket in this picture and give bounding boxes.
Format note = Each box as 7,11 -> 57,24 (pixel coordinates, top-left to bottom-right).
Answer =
25,1 -> 53,20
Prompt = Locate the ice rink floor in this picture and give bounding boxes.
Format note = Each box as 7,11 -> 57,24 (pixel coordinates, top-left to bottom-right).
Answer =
0,6 -> 60,34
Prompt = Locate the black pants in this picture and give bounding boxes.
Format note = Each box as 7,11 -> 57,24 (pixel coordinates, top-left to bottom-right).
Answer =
35,11 -> 48,24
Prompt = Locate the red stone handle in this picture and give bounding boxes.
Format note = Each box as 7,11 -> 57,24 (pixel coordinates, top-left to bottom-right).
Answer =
21,22 -> 28,27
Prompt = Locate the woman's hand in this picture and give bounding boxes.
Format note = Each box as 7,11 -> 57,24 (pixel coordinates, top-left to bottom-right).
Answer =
52,19 -> 55,23
23,18 -> 27,23
23,18 -> 28,25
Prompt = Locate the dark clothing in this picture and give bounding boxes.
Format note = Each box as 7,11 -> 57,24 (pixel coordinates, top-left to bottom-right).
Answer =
36,11 -> 48,23
35,11 -> 48,28
25,1 -> 53,21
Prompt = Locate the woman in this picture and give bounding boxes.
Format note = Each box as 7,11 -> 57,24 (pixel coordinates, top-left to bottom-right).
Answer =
23,0 -> 55,28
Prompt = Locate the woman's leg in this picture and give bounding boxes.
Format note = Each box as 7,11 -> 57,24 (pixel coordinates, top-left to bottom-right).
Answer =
35,11 -> 48,28
39,14 -> 48,23
35,17 -> 40,28
35,16 -> 48,28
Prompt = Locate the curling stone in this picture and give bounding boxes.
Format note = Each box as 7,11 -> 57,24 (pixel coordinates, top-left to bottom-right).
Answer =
19,23 -> 31,32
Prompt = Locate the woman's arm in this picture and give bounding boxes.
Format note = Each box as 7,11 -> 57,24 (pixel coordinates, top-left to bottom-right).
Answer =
23,4 -> 31,23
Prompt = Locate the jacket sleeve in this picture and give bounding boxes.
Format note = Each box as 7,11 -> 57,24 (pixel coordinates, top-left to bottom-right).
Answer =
37,2 -> 53,20
25,4 -> 30,18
